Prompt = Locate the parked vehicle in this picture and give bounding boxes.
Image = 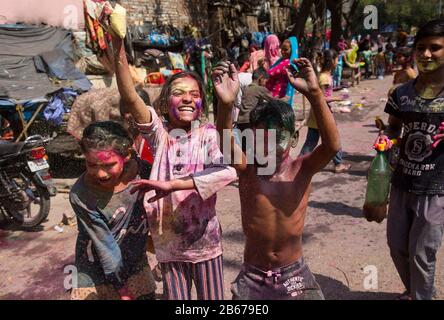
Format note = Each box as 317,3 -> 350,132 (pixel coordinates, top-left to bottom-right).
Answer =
0,135 -> 57,229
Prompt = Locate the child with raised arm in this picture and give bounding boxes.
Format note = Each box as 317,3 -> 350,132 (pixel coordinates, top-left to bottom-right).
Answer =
112,35 -> 237,300
212,58 -> 340,300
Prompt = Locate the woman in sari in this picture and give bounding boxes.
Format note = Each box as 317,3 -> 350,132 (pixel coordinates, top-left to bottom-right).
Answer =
263,34 -> 280,69
266,36 -> 299,107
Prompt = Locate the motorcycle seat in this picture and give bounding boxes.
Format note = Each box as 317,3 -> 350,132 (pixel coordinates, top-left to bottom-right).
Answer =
0,141 -> 25,156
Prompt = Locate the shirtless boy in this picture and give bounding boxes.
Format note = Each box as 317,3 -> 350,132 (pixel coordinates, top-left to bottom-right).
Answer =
212,58 -> 340,300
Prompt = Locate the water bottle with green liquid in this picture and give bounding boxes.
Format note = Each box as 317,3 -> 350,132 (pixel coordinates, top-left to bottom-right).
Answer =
362,139 -> 397,223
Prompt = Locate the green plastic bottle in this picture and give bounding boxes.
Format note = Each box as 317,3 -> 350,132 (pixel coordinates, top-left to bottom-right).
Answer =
363,142 -> 392,223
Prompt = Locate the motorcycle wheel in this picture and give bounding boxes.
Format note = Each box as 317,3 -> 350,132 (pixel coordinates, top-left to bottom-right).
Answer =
10,173 -> 51,229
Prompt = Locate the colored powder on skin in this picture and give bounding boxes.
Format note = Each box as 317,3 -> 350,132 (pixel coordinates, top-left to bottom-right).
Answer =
169,96 -> 182,121
168,94 -> 202,122
170,82 -> 200,95
421,86 -> 438,99
94,150 -> 124,169
195,98 -> 202,110
262,128 -> 290,153
278,130 -> 291,150
417,59 -> 443,73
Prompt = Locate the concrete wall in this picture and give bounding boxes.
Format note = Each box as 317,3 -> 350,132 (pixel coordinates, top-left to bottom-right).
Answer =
119,0 -> 208,31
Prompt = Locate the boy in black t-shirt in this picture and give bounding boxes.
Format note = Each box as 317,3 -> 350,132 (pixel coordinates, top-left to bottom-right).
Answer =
378,19 -> 444,300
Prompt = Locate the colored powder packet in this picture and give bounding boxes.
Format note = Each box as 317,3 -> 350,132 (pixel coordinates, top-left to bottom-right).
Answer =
110,4 -> 127,39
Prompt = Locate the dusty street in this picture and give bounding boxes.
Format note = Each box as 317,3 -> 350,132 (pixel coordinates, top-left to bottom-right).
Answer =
0,75 -> 443,300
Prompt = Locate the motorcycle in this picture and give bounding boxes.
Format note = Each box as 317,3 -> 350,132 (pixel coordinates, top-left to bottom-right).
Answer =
0,135 -> 57,229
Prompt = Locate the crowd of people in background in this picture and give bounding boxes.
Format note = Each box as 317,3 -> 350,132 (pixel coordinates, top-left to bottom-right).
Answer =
197,29 -> 418,178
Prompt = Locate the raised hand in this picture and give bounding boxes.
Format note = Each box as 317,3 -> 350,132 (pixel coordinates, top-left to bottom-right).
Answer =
211,61 -> 240,106
130,179 -> 173,203
286,58 -> 321,97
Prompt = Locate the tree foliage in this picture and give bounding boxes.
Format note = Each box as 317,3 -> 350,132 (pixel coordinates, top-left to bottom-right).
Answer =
353,0 -> 443,34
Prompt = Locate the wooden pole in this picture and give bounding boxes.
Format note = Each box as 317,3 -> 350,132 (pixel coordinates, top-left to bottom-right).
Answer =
15,104 -> 28,140
15,103 -> 45,142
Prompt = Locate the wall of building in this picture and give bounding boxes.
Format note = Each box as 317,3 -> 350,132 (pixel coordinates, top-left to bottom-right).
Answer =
0,0 -> 293,41
120,0 -> 209,32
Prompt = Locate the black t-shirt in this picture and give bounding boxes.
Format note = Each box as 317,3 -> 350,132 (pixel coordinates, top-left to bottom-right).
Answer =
384,79 -> 444,195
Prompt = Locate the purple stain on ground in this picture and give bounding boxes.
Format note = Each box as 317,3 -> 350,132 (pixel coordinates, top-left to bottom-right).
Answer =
0,230 -> 43,250
23,243 -> 52,257
1,255 -> 74,300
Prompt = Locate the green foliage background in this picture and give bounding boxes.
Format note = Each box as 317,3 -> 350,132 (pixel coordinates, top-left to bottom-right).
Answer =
354,0 -> 443,34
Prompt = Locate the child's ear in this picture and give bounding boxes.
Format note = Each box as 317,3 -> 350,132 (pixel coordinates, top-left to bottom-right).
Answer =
124,150 -> 132,162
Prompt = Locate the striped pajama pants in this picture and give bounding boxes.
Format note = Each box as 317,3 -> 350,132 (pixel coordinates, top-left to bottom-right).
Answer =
160,255 -> 224,300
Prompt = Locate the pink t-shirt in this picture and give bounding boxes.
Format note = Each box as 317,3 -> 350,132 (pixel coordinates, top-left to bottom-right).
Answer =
137,107 -> 237,263
266,58 -> 290,98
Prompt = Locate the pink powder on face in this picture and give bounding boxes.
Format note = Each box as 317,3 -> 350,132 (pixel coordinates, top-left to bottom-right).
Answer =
84,149 -> 127,189
169,96 -> 182,121
93,150 -> 124,169
168,77 -> 203,123
168,96 -> 201,122
183,75 -> 197,81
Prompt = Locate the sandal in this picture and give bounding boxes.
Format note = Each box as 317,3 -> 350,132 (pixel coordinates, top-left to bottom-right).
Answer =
334,163 -> 351,173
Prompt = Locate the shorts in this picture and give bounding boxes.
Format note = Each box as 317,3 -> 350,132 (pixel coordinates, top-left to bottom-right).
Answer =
231,257 -> 324,300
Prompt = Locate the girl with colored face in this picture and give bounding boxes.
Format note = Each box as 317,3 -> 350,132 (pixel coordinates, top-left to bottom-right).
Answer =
112,30 -> 237,300
167,76 -> 203,128
153,71 -> 207,132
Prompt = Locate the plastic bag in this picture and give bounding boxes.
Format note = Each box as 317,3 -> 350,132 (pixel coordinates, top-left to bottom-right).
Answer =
110,4 -> 127,39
